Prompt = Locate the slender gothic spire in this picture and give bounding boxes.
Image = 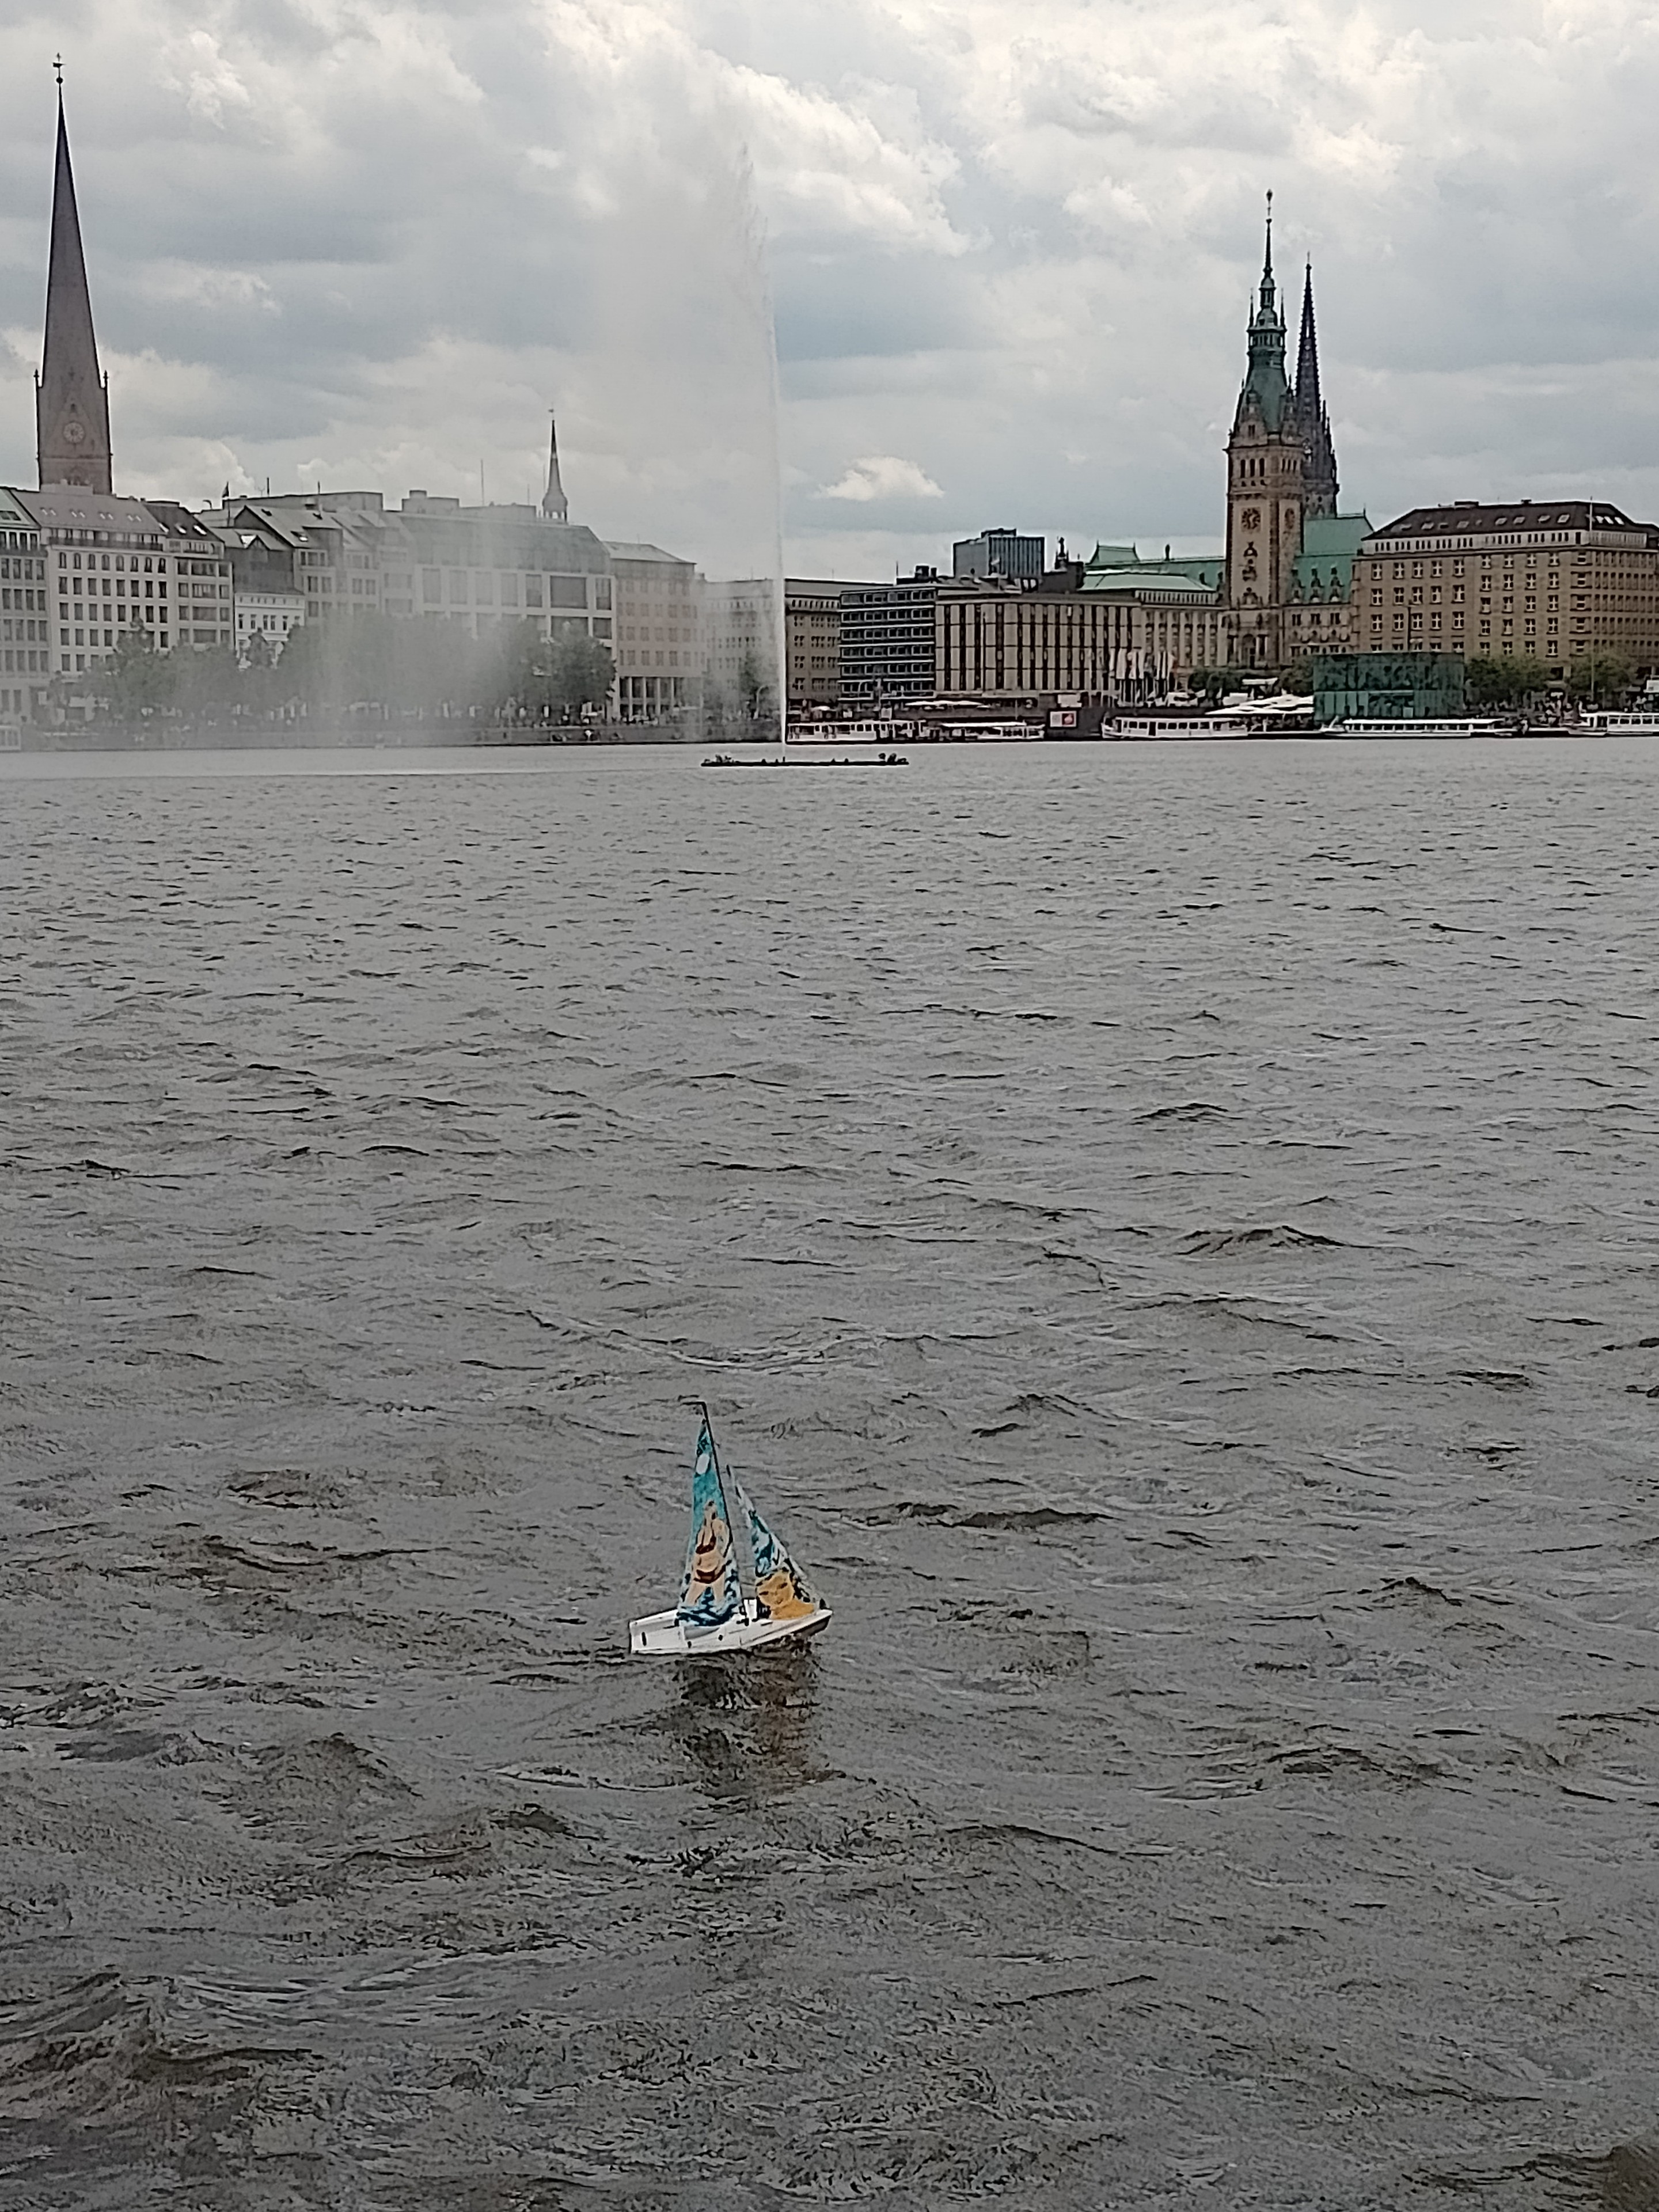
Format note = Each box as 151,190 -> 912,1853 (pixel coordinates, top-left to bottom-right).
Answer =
1292,259 -> 1339,518
37,74 -> 112,494
541,412 -> 568,523
1294,259 -> 1321,414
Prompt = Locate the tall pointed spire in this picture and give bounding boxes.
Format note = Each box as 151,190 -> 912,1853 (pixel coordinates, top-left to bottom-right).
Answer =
37,70 -> 112,494
1292,259 -> 1339,518
541,412 -> 568,523
1235,191 -> 1289,431
1261,188 -> 1275,303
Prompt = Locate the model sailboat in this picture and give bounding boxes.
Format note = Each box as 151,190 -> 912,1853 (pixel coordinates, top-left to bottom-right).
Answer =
628,1409 -> 832,1656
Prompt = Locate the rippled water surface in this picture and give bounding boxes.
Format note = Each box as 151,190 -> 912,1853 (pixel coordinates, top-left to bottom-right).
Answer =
5,739 -> 1659,2210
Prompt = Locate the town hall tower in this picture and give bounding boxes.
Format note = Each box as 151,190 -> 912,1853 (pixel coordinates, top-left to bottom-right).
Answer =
1225,199 -> 1343,669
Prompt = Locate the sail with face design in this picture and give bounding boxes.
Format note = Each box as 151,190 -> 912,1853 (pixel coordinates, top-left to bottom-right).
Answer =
675,1414 -> 743,1634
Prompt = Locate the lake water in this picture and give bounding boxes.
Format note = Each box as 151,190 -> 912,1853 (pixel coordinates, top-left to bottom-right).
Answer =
4,739 -> 1659,2210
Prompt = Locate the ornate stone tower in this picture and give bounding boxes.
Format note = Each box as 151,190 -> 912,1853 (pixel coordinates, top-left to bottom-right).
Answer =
1225,197 -> 1305,669
1292,261 -> 1339,519
37,74 -> 113,495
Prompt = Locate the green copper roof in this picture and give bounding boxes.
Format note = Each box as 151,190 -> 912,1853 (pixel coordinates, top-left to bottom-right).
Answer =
1291,511 -> 1371,597
1302,514 -> 1369,558
1082,552 -> 1223,598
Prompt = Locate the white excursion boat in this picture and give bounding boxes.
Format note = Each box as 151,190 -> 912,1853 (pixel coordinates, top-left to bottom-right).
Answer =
1578,711 -> 1659,735
1335,716 -> 1510,737
628,1409 -> 832,1657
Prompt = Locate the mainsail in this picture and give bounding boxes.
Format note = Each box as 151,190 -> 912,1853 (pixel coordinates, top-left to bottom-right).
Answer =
676,1416 -> 743,1634
735,1480 -> 819,1624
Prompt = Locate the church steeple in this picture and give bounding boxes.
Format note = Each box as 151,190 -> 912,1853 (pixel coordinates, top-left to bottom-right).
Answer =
1292,259 -> 1339,518
541,412 -> 568,523
37,70 -> 112,495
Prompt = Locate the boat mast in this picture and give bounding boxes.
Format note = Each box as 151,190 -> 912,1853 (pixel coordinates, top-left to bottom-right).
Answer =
700,1402 -> 758,1603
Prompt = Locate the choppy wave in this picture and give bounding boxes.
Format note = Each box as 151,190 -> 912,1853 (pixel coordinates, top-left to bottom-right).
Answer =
5,739 -> 1659,2207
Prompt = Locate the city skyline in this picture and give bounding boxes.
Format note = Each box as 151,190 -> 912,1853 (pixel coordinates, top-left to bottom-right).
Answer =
1,1 -> 1657,582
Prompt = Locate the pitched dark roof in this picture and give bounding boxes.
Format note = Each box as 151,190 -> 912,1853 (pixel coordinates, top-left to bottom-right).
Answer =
1371,500 -> 1648,538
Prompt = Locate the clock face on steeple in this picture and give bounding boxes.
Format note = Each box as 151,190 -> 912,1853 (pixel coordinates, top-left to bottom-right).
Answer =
63,420 -> 85,445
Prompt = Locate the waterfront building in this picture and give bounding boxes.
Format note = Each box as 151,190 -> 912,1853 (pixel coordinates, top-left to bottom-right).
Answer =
841,569 -> 941,704
953,528 -> 1044,582
16,485 -> 230,677
785,579 -> 845,713
0,485 -> 49,712
212,513 -> 309,659
936,567 -> 1106,700
1353,501 -> 1659,677
935,545 -> 1231,704
700,578 -> 774,726
610,544 -> 700,721
231,589 -> 306,658
1225,204 -> 1368,670
14,86 -> 234,697
700,575 -> 858,726
204,488 -> 613,648
147,502 -> 234,648
1080,545 -> 1231,690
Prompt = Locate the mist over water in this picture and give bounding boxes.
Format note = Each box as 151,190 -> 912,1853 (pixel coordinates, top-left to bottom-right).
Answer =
5,739 -> 1659,2208
555,60 -> 784,590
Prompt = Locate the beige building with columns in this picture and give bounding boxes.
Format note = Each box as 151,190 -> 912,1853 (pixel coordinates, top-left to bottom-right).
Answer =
609,542 -> 699,720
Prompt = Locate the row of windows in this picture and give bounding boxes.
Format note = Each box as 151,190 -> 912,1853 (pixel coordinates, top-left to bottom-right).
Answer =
1364,556 -> 1635,579
55,549 -> 225,578
61,624 -> 169,646
62,579 -> 170,601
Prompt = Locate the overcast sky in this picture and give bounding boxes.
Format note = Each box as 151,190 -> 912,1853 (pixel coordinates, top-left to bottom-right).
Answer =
1,0 -> 1656,580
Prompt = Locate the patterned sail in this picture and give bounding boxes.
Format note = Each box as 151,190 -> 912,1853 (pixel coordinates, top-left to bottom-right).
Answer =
676,1417 -> 743,1634
735,1481 -> 819,1624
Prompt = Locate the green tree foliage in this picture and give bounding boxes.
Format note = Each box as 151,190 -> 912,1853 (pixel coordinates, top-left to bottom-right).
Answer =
1566,649 -> 1635,702
69,612 -> 621,734
548,628 -> 616,719
701,677 -> 733,736
1465,655 -> 1551,707
89,628 -> 172,718
735,647 -> 775,732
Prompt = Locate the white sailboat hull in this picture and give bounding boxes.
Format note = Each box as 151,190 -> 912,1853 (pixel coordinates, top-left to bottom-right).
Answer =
628,1598 -> 832,1658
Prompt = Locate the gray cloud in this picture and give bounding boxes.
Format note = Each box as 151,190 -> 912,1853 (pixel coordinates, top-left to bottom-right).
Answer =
0,0 -> 1653,576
